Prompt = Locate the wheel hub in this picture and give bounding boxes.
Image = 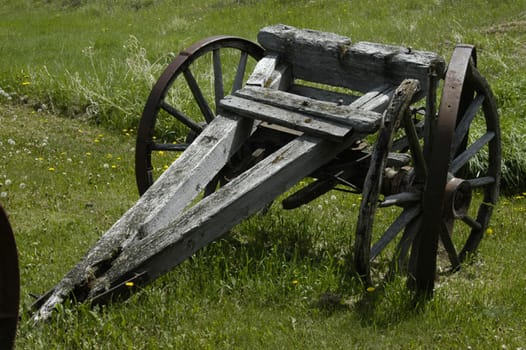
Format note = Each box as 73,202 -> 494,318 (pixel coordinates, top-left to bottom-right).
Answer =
444,176 -> 472,219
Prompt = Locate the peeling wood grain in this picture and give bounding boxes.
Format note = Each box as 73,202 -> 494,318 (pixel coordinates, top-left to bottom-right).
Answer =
87,132 -> 365,299
257,24 -> 445,97
32,114 -> 253,322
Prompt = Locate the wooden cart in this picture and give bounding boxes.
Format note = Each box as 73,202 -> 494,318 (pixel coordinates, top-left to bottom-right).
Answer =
32,25 -> 501,322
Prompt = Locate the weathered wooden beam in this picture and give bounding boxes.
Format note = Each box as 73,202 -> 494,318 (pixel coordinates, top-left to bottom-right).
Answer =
278,84 -> 401,209
246,54 -> 293,91
86,131 -> 365,301
257,24 -> 445,97
246,54 -> 279,87
349,84 -> 397,112
288,84 -> 360,105
220,87 -> 382,141
234,87 -> 383,132
32,114 -> 254,322
220,94 -> 351,141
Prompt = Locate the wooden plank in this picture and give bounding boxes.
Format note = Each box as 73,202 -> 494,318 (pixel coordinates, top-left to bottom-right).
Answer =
32,114 -> 254,322
140,115 -> 255,236
85,132 -> 365,301
349,84 -> 397,112
246,53 -> 293,91
288,84 -> 360,105
229,86 -> 382,133
257,24 -> 445,97
220,94 -> 352,142
267,63 -> 293,91
246,54 -> 278,87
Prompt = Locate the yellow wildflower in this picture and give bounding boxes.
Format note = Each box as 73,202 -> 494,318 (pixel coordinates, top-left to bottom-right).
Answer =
486,227 -> 494,235
366,286 -> 375,293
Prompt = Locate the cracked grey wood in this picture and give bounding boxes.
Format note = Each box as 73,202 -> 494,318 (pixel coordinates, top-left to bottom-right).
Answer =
32,114 -> 254,322
257,24 -> 445,97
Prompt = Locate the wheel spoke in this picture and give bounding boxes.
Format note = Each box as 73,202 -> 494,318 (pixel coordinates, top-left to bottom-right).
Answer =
136,37 -> 263,195
461,215 -> 482,230
451,94 -> 485,155
213,49 -> 224,111
379,191 -> 421,207
150,142 -> 188,152
467,176 -> 495,187
232,51 -> 249,92
160,101 -> 203,133
438,220 -> 461,270
183,67 -> 215,123
389,214 -> 422,278
450,131 -> 495,174
371,206 -> 420,260
402,110 -> 427,181
392,120 -> 424,152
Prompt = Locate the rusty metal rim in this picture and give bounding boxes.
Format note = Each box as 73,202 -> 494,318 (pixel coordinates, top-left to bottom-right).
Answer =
135,36 -> 264,195
412,45 -> 476,296
0,204 -> 19,349
457,65 -> 501,261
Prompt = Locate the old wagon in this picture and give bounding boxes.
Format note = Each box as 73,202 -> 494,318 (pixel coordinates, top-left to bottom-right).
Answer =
33,24 -> 500,321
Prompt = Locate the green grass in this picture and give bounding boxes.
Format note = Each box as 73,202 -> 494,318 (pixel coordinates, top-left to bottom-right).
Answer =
2,102 -> 526,349
2,0 -> 526,190
1,0 -> 526,348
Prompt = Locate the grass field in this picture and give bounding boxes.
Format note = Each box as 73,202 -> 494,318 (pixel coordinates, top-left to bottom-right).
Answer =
2,0 -> 526,189
1,0 -> 526,348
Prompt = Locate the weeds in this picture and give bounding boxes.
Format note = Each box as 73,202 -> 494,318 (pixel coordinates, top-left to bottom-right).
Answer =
2,0 -> 526,348
24,36 -> 174,131
2,0 -> 526,192
3,99 -> 526,348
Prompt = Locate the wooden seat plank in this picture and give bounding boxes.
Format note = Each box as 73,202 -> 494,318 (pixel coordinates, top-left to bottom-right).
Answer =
231,86 -> 382,131
287,84 -> 360,105
220,94 -> 352,142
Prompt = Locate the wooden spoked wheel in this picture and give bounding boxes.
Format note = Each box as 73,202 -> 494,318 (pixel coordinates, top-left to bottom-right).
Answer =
135,36 -> 263,195
0,205 -> 19,350
354,45 -> 501,296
